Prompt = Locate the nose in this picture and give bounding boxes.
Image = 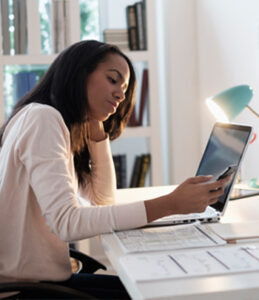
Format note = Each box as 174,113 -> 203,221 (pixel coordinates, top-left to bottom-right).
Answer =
113,88 -> 125,103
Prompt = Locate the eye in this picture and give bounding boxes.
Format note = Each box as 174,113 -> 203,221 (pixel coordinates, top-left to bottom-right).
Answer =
108,76 -> 117,84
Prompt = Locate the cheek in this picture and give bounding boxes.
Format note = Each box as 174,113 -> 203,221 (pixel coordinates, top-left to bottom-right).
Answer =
87,77 -> 109,99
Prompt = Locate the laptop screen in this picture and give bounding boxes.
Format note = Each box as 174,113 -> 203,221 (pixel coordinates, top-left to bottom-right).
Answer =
196,123 -> 252,212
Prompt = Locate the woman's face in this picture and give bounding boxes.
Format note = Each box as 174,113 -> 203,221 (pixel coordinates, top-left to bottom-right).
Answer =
86,53 -> 130,121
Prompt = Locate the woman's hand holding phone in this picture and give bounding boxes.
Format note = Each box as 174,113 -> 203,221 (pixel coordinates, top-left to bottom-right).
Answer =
144,175 -> 229,223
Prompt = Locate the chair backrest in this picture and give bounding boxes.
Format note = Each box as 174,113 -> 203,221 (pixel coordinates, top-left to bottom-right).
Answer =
0,249 -> 105,299
0,281 -> 97,299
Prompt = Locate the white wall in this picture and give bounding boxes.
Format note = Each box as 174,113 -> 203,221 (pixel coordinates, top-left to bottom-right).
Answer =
161,0 -> 201,184
197,0 -> 259,182
161,0 -> 259,184
100,0 -> 259,184
99,0 -> 137,30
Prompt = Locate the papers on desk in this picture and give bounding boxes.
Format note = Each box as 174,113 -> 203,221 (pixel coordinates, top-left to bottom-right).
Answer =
206,222 -> 259,242
120,245 -> 259,282
114,222 -> 226,253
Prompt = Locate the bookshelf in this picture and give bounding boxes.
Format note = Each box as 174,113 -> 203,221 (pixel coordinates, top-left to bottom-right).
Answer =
0,0 -> 164,188
102,0 -> 164,188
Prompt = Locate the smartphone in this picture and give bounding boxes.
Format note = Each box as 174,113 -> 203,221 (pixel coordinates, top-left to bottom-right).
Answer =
217,165 -> 238,180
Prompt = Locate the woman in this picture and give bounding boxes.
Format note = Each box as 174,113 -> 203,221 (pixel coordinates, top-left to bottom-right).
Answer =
0,40 -> 228,299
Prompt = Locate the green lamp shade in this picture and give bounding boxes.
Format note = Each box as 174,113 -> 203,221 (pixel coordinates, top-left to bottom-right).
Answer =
206,85 -> 253,122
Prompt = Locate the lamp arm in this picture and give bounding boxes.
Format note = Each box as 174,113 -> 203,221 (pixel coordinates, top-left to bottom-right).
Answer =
246,105 -> 259,119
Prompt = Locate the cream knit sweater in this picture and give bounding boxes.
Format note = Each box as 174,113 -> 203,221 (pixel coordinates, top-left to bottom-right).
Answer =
0,103 -> 147,283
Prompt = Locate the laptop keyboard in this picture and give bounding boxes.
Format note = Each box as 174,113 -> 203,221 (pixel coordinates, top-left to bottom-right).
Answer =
153,206 -> 219,223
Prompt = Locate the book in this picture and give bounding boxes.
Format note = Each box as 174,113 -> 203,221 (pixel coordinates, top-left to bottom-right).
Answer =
27,71 -> 38,91
130,155 -> 143,187
0,0 -> 11,54
142,0 -> 147,49
138,68 -> 148,126
13,71 -> 37,104
113,155 -> 121,188
129,154 -> 151,187
119,154 -> 127,188
103,29 -> 129,51
138,153 -> 151,187
113,154 -> 127,189
128,106 -> 138,127
135,2 -> 146,50
103,29 -> 128,42
128,69 -> 149,127
126,5 -> 138,50
15,72 -> 29,103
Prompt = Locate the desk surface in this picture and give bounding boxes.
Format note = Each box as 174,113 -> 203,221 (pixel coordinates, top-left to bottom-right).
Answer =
101,186 -> 259,300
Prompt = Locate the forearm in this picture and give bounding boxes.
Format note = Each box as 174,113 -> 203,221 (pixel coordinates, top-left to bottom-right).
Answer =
80,137 -> 116,205
144,195 -> 174,223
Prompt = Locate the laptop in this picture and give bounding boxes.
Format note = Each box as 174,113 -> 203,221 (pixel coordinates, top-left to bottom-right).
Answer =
149,122 -> 253,227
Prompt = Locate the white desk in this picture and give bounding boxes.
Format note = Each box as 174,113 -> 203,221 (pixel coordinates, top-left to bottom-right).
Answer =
101,186 -> 259,300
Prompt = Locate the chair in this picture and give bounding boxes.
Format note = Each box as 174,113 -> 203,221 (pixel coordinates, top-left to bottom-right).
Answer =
0,248 -> 106,299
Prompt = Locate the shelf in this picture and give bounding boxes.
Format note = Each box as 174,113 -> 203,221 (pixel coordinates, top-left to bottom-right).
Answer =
125,51 -> 150,62
2,54 -> 58,65
120,126 -> 152,138
0,0 -> 164,187
1,51 -> 149,65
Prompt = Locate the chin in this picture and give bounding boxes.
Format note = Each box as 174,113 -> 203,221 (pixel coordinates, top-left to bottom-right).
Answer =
90,113 -> 110,122
102,112 -> 113,121
102,116 -> 111,122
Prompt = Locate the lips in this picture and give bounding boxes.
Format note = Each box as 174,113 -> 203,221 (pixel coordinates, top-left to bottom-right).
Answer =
107,100 -> 119,110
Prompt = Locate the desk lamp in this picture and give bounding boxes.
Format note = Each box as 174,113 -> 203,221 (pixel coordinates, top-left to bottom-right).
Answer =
206,85 -> 254,122
206,84 -> 259,187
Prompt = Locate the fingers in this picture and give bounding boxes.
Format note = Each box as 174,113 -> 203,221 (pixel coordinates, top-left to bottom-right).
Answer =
219,175 -> 233,185
187,175 -> 213,184
173,175 -> 226,215
206,177 -> 230,191
189,174 -> 232,188
207,197 -> 218,207
206,186 -> 225,207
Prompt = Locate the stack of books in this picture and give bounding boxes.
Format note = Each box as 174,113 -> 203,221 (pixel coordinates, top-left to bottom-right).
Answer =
130,153 -> 151,188
103,29 -> 129,51
126,1 -> 147,51
11,69 -> 46,105
113,153 -> 151,189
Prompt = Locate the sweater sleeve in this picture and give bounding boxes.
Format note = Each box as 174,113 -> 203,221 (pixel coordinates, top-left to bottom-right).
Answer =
79,137 -> 116,206
16,105 -> 147,242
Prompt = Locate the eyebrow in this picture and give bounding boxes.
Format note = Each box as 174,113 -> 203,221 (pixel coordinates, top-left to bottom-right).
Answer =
108,68 -> 124,80
108,68 -> 128,90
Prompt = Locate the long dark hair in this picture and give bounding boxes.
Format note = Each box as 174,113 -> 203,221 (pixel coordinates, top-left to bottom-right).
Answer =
0,40 -> 136,186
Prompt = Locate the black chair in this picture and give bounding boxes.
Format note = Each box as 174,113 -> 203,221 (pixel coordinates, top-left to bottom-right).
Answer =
0,248 -> 106,299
